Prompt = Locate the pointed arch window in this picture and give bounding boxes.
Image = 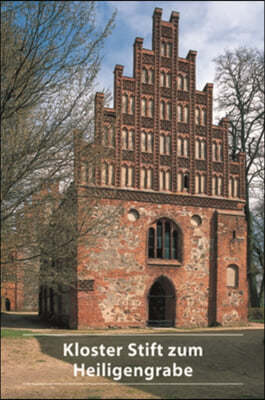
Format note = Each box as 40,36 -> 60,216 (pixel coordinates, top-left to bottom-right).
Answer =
160,101 -> 166,120
160,71 -> 166,87
122,128 -> 128,149
103,126 -> 108,146
161,42 -> 167,56
129,96 -> 135,114
178,75 -> 184,90
122,94 -> 129,114
142,68 -> 148,83
184,105 -> 189,123
142,98 -> 147,116
183,76 -> 188,91
128,129 -> 134,150
166,73 -> 171,88
149,69 -> 154,84
184,173 -> 189,190
87,165 -> 96,184
177,104 -> 184,122
148,99 -> 154,118
166,103 -> 172,120
195,108 -> 200,125
202,109 -> 207,125
148,218 -> 182,261
141,131 -> 147,152
166,43 -> 172,57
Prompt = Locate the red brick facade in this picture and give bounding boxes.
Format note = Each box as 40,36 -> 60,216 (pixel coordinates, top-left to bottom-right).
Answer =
40,8 -> 248,328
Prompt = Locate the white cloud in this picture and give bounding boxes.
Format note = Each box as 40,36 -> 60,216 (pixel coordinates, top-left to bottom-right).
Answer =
96,1 -> 264,114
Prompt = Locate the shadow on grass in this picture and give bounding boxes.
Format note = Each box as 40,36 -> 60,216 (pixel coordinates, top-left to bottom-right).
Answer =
1,312 -> 55,330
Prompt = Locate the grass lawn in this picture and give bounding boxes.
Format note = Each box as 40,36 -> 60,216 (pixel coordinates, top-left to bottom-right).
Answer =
1,329 -> 34,338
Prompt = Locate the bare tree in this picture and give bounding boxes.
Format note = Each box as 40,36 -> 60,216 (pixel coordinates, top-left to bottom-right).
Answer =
213,47 -> 264,307
252,197 -> 264,307
1,1 -> 116,265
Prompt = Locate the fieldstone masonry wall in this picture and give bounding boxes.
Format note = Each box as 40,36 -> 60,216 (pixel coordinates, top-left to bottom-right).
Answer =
68,199 -> 248,329
216,211 -> 248,325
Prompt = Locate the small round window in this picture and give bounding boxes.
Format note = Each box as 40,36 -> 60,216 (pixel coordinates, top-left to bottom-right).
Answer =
191,215 -> 202,227
127,209 -> 140,222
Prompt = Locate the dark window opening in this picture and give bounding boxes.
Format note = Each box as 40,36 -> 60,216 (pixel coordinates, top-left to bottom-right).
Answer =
184,174 -> 189,189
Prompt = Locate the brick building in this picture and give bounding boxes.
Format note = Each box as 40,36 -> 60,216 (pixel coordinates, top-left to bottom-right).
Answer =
40,8 -> 248,328
1,251 -> 39,312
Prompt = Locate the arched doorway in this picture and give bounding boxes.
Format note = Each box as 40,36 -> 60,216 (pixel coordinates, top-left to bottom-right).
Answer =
148,276 -> 176,327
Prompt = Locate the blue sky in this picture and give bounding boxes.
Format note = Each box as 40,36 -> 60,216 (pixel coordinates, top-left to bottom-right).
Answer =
95,1 -> 264,115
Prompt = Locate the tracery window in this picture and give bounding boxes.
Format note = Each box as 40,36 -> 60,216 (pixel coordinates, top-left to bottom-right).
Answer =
148,219 -> 182,261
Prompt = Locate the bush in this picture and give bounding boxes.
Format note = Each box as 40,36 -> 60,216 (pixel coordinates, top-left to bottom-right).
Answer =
248,307 -> 264,321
